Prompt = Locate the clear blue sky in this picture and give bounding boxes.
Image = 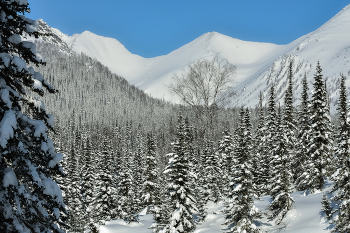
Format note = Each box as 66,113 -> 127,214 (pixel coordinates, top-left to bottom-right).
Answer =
28,0 -> 349,58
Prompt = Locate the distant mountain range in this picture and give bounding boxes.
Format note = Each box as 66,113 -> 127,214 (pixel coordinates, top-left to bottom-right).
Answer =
34,4 -> 350,112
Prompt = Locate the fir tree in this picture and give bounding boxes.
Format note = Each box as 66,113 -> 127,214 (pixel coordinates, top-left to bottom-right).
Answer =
0,1 -> 68,232
134,124 -> 145,211
262,85 -> 277,194
162,114 -> 198,233
141,133 -> 159,211
202,139 -> 222,203
91,137 -> 118,224
283,61 -> 298,178
80,134 -> 96,229
321,192 -> 333,222
218,130 -> 234,198
117,122 -> 139,223
267,106 -> 294,225
295,73 -> 310,182
297,62 -> 333,193
223,108 -> 261,233
253,92 -> 266,196
330,74 -> 350,232
65,135 -> 84,232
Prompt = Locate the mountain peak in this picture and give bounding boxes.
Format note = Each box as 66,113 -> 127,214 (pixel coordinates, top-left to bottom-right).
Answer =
33,7 -> 350,111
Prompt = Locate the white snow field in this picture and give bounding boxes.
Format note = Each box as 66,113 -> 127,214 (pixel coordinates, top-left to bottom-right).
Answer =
99,183 -> 333,233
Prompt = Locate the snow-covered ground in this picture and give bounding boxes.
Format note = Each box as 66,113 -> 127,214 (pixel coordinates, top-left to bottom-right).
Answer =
99,183 -> 334,233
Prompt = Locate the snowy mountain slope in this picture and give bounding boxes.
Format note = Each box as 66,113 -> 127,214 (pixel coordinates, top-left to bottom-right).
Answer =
62,30 -> 296,101
232,5 -> 350,110
36,4 -> 350,111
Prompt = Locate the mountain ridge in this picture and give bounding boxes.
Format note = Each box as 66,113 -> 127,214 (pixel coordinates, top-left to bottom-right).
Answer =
34,5 -> 350,111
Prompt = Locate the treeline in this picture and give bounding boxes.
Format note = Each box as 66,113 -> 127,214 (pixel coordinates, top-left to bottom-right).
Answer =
53,59 -> 349,232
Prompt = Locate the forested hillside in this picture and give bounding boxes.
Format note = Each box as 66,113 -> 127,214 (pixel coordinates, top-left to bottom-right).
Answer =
2,1 -> 350,232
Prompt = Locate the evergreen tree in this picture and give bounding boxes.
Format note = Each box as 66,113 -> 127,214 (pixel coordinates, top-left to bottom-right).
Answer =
65,134 -> 84,232
162,114 -> 198,233
218,129 -> 234,198
253,92 -> 266,196
91,137 -> 118,224
202,139 -> 222,203
223,108 -> 261,233
283,61 -> 298,178
321,192 -> 333,222
0,1 -> 68,232
267,106 -> 294,225
330,74 -> 350,232
134,124 -> 145,211
141,133 -> 160,211
297,62 -> 333,193
80,134 -> 97,230
149,180 -> 170,233
295,73 -> 310,182
194,150 -> 207,222
262,85 -> 277,194
117,122 -> 139,223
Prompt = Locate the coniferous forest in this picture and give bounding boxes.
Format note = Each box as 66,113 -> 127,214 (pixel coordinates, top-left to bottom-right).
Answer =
1,1 -> 350,233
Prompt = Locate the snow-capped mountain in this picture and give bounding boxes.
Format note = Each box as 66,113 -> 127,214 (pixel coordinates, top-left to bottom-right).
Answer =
36,5 -> 350,111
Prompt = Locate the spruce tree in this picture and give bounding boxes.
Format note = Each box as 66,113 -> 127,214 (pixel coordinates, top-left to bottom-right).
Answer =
0,1 -> 68,232
297,62 -> 333,193
295,73 -> 310,181
223,108 -> 261,233
253,92 -> 266,196
330,74 -> 350,232
283,61 -> 298,178
262,85 -> 277,194
134,124 -> 145,211
91,137 -> 118,224
80,134 -> 96,230
141,133 -> 159,212
162,114 -> 198,233
202,139 -> 222,203
321,192 -> 333,222
218,129 -> 234,198
117,122 -> 139,223
267,106 -> 294,225
65,136 -> 83,232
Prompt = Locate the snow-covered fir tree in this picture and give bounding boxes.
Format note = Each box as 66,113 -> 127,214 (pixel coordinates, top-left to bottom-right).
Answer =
65,131 -> 84,232
117,122 -> 139,223
329,74 -> 350,233
262,85 -> 278,194
295,73 -> 310,182
134,124 -> 145,211
321,191 -> 333,222
297,62 -> 333,193
202,139 -> 222,203
80,134 -> 97,230
162,114 -> 198,233
267,106 -> 294,225
194,148 -> 207,222
0,1 -> 68,231
253,92 -> 266,196
91,137 -> 118,225
223,108 -> 261,233
283,61 -> 298,178
218,129 -> 234,198
141,133 -> 160,211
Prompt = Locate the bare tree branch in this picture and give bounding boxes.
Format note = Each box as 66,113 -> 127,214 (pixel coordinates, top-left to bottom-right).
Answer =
168,55 -> 236,136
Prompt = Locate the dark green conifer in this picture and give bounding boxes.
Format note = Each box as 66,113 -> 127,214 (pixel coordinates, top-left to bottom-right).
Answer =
330,74 -> 350,232
297,62 -> 333,193
267,106 -> 294,225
